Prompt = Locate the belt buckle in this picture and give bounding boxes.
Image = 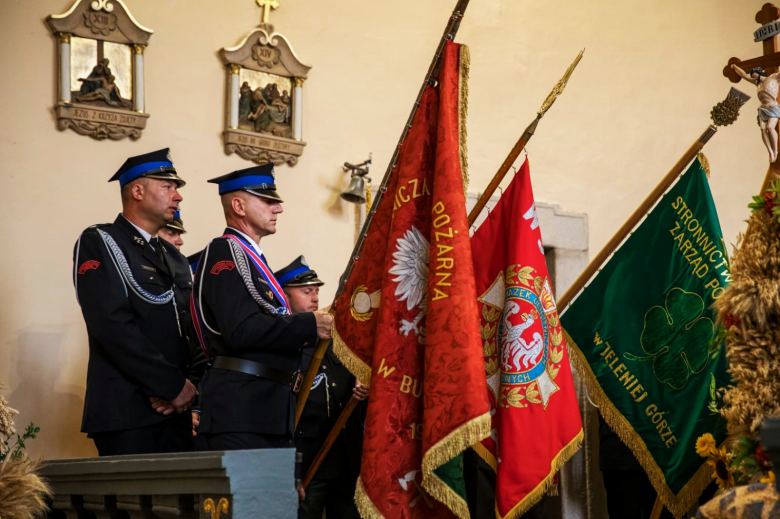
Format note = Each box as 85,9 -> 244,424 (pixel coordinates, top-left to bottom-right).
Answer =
292,372 -> 304,393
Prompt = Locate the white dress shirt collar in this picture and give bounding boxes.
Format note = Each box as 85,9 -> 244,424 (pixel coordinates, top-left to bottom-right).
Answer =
227,227 -> 264,258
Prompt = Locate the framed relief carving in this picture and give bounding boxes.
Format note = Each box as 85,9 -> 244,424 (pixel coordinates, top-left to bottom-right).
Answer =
220,1 -> 311,166
46,0 -> 152,140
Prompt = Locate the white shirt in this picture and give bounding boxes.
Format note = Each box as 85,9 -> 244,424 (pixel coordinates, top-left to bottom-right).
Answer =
228,227 -> 264,259
121,214 -> 157,250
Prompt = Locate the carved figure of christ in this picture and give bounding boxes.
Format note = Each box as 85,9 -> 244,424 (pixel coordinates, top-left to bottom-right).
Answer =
725,3 -> 780,163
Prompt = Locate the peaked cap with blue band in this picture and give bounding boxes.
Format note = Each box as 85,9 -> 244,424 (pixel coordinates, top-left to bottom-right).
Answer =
207,163 -> 283,202
109,148 -> 185,188
166,210 -> 187,234
274,255 -> 324,288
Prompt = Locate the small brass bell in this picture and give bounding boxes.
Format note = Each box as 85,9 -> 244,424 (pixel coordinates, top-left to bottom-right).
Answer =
341,175 -> 366,204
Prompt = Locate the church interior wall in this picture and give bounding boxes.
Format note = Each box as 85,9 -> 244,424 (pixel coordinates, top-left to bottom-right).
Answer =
0,0 -> 767,459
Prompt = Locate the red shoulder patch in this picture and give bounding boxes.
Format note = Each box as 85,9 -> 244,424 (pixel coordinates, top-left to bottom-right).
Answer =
211,260 -> 236,275
78,260 -> 100,274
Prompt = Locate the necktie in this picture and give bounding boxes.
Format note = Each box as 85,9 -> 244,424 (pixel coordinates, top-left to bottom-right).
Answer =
150,237 -> 167,268
149,236 -> 165,264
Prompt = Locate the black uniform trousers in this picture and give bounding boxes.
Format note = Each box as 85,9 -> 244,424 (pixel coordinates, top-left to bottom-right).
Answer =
296,347 -> 364,519
74,215 -> 206,456
205,432 -> 292,451
92,412 -> 193,456
599,415 -> 676,519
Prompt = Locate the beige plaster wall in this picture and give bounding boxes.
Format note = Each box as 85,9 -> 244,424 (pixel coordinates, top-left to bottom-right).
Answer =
0,0 -> 768,459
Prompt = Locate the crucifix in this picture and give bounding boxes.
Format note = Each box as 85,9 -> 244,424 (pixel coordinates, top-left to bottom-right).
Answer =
724,3 -> 780,183
256,0 -> 280,24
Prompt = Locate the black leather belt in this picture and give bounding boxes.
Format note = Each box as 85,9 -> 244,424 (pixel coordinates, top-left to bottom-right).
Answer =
212,356 -> 304,393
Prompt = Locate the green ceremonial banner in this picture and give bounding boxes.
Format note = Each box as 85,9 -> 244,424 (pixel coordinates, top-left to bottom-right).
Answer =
561,158 -> 730,518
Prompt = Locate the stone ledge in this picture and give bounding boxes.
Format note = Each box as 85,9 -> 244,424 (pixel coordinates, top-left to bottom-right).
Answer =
41,449 -> 297,519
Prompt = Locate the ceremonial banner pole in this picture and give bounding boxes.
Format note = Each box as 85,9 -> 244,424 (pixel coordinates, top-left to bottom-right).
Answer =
467,49 -> 584,226
295,0 -> 472,427
556,88 -> 750,310
301,395 -> 359,489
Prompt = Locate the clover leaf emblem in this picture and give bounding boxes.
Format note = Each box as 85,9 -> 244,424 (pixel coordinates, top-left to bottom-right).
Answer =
628,288 -> 713,390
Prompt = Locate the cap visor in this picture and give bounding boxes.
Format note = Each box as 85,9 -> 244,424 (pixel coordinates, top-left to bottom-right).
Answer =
245,188 -> 283,203
146,173 -> 186,188
284,278 -> 324,287
166,223 -> 186,233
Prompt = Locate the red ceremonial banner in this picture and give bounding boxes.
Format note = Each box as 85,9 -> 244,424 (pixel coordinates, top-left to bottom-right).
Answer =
332,41 -> 490,518
471,158 -> 583,518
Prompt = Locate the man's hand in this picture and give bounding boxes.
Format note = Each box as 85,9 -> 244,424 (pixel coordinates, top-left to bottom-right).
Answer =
353,380 -> 369,401
150,396 -> 176,415
314,312 -> 333,339
192,411 -> 200,437
170,379 -> 198,413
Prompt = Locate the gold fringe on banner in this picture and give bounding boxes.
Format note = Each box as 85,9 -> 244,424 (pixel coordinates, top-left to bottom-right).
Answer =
331,322 -> 372,386
500,429 -> 583,519
472,441 -> 497,472
421,412 -> 492,519
355,476 -> 385,519
564,329 -> 716,519
458,44 -> 470,194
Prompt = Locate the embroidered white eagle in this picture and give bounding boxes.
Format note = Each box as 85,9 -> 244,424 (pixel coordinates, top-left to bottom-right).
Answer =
388,226 -> 430,342
501,301 -> 544,372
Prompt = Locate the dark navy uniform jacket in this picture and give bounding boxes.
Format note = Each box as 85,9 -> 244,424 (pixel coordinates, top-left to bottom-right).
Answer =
194,229 -> 317,437
295,344 -> 365,479
73,214 -> 206,434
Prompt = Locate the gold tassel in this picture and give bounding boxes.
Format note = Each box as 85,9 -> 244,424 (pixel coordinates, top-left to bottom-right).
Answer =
697,152 -> 711,179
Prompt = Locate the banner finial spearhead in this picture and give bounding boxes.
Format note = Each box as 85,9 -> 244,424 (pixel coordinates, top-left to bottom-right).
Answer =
537,48 -> 585,117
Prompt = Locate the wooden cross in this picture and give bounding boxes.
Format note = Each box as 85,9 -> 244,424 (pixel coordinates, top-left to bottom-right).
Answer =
724,3 -> 780,80
722,3 -> 780,233
256,0 -> 280,24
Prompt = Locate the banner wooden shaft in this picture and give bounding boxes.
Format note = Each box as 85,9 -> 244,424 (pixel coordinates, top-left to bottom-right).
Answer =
295,335 -> 330,428
295,0 -> 471,428
557,125 -> 717,310
467,115 -> 539,226
302,395 -> 359,489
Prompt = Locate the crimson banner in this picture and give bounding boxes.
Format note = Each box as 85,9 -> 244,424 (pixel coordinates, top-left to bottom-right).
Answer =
471,158 -> 583,518
332,41 -> 490,518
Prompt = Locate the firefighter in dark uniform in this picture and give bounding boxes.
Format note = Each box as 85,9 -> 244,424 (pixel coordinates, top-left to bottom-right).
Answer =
72,148 -> 205,456
192,164 -> 333,451
274,256 -> 369,519
159,209 -> 186,251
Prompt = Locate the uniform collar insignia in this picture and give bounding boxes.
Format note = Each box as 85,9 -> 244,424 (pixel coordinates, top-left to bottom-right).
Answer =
134,236 -> 145,246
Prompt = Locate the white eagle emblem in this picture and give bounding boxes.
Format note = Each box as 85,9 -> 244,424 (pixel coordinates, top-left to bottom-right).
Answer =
501,301 -> 544,372
388,226 -> 429,342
